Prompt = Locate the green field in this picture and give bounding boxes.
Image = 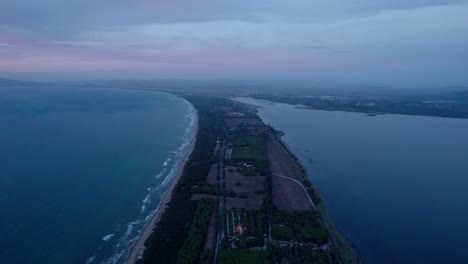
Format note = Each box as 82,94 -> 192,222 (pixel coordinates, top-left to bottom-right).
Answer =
219,249 -> 270,264
230,130 -> 268,175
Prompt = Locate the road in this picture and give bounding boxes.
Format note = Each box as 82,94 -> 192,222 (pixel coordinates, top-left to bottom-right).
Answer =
273,174 -> 346,263
213,142 -> 226,264
272,173 -> 316,210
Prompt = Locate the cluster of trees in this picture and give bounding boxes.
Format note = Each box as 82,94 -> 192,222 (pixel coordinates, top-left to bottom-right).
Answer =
271,211 -> 328,244
229,129 -> 269,176
303,179 -> 321,205
271,243 -> 335,264
272,211 -> 321,229
254,94 -> 468,119
198,250 -> 214,264
272,225 -> 293,241
235,210 -> 265,248
192,182 -> 220,195
301,227 -> 328,244
177,198 -> 214,264
246,210 -> 265,240
219,249 -> 271,264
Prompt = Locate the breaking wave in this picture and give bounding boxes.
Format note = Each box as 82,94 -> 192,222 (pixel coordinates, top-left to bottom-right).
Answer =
87,96 -> 196,264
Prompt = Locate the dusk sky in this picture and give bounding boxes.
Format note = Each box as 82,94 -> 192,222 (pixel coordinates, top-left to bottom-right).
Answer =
1,0 -> 467,87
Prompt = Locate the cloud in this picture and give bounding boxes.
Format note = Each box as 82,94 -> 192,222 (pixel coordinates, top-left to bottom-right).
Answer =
1,0 -> 466,38
0,0 -> 467,85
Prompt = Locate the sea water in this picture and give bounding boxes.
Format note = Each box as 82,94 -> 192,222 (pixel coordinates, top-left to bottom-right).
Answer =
0,86 -> 196,264
237,98 -> 468,264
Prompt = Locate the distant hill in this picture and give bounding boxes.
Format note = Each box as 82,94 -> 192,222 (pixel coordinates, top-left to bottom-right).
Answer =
0,77 -> 43,87
442,89 -> 468,103
456,90 -> 468,98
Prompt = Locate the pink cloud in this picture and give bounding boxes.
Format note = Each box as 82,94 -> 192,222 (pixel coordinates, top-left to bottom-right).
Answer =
0,37 -> 362,77
0,33 -> 23,45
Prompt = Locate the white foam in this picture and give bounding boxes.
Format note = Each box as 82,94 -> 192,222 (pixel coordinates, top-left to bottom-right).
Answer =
155,168 -> 166,179
99,97 -> 198,264
86,256 -> 96,264
160,167 -> 175,187
102,234 -> 114,242
126,220 -> 141,236
162,157 -> 171,167
140,193 -> 151,213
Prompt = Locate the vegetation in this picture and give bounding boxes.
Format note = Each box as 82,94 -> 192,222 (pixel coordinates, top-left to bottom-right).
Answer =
271,243 -> 335,264
271,210 -> 329,243
229,129 -> 268,175
193,182 -> 220,195
199,250 -> 214,264
316,203 -> 360,264
177,198 -> 214,264
228,190 -> 237,198
254,94 -> 468,119
219,249 -> 270,264
272,225 -> 293,241
137,96 -> 227,264
303,179 -> 322,204
138,94 -> 358,264
301,227 -> 328,244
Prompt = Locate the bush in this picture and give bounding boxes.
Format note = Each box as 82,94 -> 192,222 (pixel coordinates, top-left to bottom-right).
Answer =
239,192 -> 248,198
199,250 -> 214,264
301,227 -> 328,244
219,249 -> 270,264
272,225 -> 293,241
177,199 -> 214,264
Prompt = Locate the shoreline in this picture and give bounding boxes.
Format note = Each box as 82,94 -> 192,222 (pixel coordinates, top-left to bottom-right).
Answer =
125,102 -> 199,264
277,137 -> 359,263
238,97 -> 360,263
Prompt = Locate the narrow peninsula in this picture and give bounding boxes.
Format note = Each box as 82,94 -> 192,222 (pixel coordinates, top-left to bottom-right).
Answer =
128,95 -> 359,264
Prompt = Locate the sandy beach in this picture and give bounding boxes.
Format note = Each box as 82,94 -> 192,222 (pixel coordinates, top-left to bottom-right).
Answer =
125,106 -> 199,264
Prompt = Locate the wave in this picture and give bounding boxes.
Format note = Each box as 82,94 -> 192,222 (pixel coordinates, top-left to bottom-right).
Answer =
162,157 -> 171,167
102,234 -> 114,242
94,96 -> 197,264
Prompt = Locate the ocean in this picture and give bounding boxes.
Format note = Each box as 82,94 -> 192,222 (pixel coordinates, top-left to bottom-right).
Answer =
237,98 -> 468,263
0,86 -> 196,264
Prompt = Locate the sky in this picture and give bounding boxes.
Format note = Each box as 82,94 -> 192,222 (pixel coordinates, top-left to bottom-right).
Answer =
0,0 -> 467,87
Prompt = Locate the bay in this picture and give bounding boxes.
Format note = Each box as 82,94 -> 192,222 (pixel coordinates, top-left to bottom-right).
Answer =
0,86 -> 195,264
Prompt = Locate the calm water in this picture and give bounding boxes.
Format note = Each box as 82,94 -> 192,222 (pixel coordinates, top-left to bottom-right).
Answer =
238,98 -> 468,264
0,87 -> 196,264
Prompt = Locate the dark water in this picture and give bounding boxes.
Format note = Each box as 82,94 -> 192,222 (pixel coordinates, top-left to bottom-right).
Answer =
238,98 -> 468,264
0,87 -> 196,264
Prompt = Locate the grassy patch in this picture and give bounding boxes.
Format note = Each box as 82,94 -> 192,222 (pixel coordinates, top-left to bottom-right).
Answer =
301,227 -> 328,244
193,183 -> 220,195
272,225 -> 293,241
230,130 -> 268,175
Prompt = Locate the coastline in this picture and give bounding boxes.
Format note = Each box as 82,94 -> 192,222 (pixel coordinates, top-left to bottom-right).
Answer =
237,97 -> 360,263
125,102 -> 199,264
278,137 -> 359,263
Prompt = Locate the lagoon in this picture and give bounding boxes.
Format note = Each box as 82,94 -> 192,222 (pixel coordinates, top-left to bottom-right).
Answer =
238,98 -> 468,263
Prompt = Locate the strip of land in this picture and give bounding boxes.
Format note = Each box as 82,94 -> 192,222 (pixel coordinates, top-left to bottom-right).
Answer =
133,95 -> 359,264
